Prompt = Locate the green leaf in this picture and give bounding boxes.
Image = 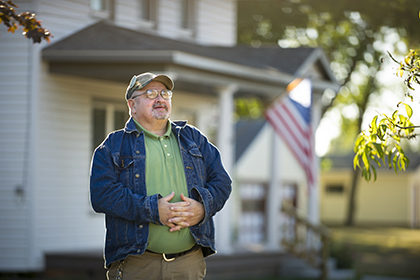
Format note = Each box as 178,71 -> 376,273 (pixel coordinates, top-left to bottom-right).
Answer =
353,154 -> 360,169
403,103 -> 413,118
371,115 -> 378,131
391,110 -> 398,121
393,154 -> 398,174
388,150 -> 393,168
372,165 -> 377,181
372,143 -> 384,159
362,152 -> 370,171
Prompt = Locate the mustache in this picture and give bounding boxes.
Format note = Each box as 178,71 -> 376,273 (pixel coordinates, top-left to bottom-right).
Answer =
153,102 -> 168,110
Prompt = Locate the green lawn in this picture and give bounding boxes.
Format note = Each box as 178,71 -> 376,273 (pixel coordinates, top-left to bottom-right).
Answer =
242,226 -> 420,280
330,226 -> 420,278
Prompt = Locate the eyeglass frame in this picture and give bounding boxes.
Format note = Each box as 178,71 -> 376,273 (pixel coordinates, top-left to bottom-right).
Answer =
130,89 -> 173,100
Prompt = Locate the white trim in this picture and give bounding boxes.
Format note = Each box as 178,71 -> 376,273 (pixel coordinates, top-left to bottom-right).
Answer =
43,49 -> 295,86
28,40 -> 43,271
214,84 -> 236,255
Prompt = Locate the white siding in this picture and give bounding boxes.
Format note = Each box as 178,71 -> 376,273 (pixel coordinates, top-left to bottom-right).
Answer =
0,0 -> 38,270
195,0 -> 237,46
34,70 -> 125,253
236,124 -> 306,182
37,0 -> 97,41
158,0 -> 236,46
0,0 -> 102,271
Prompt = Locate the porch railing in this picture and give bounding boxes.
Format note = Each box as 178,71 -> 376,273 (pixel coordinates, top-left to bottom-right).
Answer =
281,202 -> 331,280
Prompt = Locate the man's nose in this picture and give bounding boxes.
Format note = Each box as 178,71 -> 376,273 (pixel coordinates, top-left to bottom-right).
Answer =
155,92 -> 165,101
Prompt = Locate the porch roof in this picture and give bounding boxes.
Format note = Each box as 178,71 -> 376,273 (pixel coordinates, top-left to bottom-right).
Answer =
42,21 -> 339,100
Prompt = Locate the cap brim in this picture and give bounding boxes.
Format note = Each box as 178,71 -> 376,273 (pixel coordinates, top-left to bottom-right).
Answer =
152,75 -> 174,90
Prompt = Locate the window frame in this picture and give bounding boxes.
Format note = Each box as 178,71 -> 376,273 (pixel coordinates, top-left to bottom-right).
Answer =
178,0 -> 196,38
325,184 -> 345,195
136,0 -> 157,29
89,0 -> 113,20
238,182 -> 268,244
92,101 -> 129,151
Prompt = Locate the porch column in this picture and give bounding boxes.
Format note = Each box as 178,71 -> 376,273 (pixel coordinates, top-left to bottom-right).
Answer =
214,84 -> 237,254
308,96 -> 321,225
266,129 -> 282,250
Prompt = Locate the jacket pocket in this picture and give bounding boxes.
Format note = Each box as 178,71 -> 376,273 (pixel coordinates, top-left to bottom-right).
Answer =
188,145 -> 206,180
112,153 -> 134,188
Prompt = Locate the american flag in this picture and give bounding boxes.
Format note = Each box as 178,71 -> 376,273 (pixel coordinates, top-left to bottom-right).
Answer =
265,78 -> 316,190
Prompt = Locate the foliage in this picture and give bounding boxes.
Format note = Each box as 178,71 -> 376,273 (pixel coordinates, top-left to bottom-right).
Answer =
235,97 -> 264,120
354,50 -> 420,181
0,0 -> 51,43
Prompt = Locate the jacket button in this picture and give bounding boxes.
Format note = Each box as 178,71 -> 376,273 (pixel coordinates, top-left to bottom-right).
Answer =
136,150 -> 140,154
135,174 -> 140,178
139,225 -> 143,229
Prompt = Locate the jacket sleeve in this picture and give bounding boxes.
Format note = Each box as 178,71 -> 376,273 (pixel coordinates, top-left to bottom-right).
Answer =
89,141 -> 163,225
189,128 -> 232,222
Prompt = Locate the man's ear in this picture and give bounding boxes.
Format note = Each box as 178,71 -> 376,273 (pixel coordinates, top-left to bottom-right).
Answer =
127,100 -> 135,114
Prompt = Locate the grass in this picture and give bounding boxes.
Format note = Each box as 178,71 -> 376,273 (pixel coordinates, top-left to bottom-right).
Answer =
329,226 -> 420,279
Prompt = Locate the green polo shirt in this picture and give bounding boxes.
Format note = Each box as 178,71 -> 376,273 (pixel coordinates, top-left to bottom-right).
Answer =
133,119 -> 196,254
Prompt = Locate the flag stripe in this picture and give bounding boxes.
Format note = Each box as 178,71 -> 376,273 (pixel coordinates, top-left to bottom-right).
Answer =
266,106 -> 308,165
265,79 -> 316,189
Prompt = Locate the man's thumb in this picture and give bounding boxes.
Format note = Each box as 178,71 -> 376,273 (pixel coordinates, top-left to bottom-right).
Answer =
164,191 -> 175,201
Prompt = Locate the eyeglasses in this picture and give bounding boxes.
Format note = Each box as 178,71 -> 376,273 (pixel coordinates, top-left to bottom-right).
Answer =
131,89 -> 173,100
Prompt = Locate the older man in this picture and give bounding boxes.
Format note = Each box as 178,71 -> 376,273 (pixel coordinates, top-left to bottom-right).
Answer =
90,72 -> 232,280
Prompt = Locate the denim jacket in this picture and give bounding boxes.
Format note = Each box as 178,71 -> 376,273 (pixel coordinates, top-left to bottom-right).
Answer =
90,118 -> 232,268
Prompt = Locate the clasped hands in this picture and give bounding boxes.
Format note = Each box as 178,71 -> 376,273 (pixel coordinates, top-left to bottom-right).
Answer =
158,191 -> 204,232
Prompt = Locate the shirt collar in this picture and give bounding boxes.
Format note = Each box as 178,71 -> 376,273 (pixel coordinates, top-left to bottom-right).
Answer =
133,118 -> 172,139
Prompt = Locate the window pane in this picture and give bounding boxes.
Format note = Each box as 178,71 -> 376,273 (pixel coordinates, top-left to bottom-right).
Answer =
138,0 -> 150,20
93,108 -> 106,149
180,0 -> 188,29
114,110 -> 127,130
91,0 -> 108,11
239,183 -> 266,243
326,184 -> 345,194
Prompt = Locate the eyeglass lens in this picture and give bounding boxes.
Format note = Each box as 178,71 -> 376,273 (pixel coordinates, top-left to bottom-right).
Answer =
132,89 -> 172,100
146,89 -> 172,99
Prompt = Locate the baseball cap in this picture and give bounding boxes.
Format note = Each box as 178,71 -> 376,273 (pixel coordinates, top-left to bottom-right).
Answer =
125,72 -> 174,100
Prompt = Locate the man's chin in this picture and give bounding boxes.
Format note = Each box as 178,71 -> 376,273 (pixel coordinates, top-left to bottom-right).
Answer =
153,113 -> 170,120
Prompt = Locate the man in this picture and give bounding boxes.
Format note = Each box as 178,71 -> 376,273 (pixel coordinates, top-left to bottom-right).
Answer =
90,72 -> 232,280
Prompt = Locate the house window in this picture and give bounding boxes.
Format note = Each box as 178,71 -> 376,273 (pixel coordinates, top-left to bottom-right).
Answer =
136,0 -> 157,29
179,0 -> 195,31
138,0 -> 157,21
138,0 -> 150,20
325,184 -> 345,194
90,0 -> 113,19
238,183 -> 267,244
91,0 -> 110,11
92,102 -> 129,150
282,183 -> 298,208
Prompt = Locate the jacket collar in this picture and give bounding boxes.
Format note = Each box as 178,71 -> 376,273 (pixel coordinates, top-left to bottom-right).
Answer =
124,117 -> 188,134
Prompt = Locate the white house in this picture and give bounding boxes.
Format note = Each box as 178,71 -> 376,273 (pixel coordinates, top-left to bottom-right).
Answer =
0,0 -> 339,273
